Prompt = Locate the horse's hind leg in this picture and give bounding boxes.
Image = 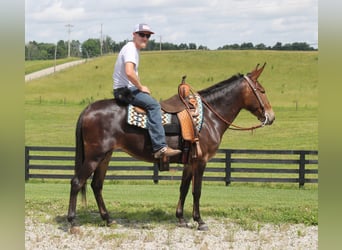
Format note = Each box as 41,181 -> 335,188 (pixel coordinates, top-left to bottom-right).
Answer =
91,151 -> 114,226
67,159 -> 98,226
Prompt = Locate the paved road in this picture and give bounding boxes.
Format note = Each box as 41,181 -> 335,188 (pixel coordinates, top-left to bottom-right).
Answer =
25,59 -> 88,82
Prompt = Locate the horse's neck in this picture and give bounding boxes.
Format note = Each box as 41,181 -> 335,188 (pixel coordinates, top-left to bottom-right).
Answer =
204,84 -> 244,132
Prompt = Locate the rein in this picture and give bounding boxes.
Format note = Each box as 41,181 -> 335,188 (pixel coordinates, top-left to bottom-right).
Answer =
198,75 -> 268,131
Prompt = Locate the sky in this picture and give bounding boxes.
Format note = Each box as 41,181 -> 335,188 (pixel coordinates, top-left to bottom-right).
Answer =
25,0 -> 318,50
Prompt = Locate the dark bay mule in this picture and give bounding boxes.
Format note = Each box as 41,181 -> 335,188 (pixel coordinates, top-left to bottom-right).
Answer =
67,63 -> 275,231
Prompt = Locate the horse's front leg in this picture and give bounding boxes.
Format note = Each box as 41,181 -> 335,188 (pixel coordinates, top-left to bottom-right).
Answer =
192,161 -> 209,231
176,164 -> 192,227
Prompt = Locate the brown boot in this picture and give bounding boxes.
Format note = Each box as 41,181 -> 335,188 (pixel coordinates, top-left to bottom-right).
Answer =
154,147 -> 182,158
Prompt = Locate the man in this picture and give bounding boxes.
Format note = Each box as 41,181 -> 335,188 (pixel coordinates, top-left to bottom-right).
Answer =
113,23 -> 182,159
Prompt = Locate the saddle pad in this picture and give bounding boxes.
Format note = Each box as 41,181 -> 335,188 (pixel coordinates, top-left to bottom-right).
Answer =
192,94 -> 204,131
127,95 -> 203,131
127,106 -> 172,129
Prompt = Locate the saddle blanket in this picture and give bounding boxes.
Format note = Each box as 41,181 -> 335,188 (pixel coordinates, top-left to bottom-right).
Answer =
127,95 -> 203,131
127,107 -> 172,128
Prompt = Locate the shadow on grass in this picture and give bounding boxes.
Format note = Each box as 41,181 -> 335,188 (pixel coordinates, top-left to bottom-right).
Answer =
54,207 -> 193,232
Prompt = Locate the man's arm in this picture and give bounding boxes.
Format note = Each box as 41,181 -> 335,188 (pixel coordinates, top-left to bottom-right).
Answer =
125,62 -> 150,94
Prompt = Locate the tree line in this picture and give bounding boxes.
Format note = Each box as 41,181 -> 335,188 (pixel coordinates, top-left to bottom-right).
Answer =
25,37 -> 316,60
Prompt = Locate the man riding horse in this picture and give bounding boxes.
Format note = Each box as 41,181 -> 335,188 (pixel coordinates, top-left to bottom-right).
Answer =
113,23 -> 182,159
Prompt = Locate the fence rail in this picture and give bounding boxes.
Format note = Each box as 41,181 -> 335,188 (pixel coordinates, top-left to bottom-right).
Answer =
25,146 -> 318,187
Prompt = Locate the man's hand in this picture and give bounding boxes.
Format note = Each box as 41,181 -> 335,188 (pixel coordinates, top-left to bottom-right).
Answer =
140,85 -> 151,94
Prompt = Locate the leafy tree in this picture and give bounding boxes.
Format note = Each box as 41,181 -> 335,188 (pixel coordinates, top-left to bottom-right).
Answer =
240,42 -> 254,50
70,40 -> 81,57
188,43 -> 197,50
57,40 -> 68,58
179,43 -> 189,50
272,42 -> 283,50
255,43 -> 267,50
25,41 -> 39,60
102,36 -> 113,54
198,45 -> 209,50
81,38 -> 101,58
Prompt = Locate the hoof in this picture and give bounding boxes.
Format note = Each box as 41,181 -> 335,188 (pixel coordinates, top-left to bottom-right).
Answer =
106,219 -> 116,227
69,225 -> 82,235
177,218 -> 192,228
198,223 -> 209,231
177,221 -> 190,228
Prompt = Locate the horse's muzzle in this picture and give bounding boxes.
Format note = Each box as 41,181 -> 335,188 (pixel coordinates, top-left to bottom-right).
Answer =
262,111 -> 275,126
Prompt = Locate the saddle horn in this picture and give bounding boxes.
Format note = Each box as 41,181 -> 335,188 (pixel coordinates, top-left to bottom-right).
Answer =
181,75 -> 187,84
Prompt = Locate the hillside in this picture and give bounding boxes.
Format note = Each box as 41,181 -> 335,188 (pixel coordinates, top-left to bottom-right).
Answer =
25,50 -> 318,149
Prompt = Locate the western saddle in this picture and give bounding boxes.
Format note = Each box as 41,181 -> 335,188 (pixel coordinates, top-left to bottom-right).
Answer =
132,76 -> 202,170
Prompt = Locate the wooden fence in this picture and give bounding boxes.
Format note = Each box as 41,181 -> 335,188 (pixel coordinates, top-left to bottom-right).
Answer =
25,146 -> 318,187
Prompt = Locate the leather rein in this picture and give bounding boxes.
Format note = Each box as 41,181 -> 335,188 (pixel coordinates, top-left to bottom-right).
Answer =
199,75 -> 269,131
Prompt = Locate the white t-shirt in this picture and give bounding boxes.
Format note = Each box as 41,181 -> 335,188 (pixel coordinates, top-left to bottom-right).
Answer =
113,41 -> 139,89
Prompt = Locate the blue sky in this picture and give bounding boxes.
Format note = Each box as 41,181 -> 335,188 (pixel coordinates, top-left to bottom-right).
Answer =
25,0 -> 318,49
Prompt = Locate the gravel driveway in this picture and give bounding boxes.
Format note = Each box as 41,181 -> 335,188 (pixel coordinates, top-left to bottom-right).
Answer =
25,59 -> 89,82
25,216 -> 317,250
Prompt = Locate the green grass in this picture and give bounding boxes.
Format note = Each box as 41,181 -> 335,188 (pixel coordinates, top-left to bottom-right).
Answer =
25,182 -> 317,228
25,50 -> 318,150
25,51 -> 318,230
25,57 -> 82,74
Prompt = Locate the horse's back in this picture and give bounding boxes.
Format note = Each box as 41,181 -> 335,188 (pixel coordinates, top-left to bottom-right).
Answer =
81,99 -> 126,120
80,98 -> 127,134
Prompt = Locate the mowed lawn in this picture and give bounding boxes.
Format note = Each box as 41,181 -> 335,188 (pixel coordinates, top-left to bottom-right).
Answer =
25,50 -> 318,150
25,50 -> 318,228
25,182 -> 318,227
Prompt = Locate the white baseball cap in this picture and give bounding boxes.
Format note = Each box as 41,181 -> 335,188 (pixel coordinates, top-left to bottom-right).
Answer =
133,23 -> 154,34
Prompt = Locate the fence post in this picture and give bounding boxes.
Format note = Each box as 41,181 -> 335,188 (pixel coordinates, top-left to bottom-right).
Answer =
153,162 -> 159,184
25,146 -> 30,181
225,150 -> 232,186
299,151 -> 305,188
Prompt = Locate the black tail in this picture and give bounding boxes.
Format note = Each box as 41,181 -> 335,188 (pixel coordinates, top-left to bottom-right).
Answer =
75,110 -> 87,205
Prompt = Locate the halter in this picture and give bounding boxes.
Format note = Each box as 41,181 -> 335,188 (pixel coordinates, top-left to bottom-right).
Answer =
200,75 -> 268,131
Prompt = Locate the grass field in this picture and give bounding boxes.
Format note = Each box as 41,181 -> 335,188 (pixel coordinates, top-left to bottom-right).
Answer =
25,182 -> 317,228
25,50 -> 318,150
25,51 -> 318,232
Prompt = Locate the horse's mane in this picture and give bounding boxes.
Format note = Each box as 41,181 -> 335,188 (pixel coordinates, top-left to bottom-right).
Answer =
198,73 -> 244,102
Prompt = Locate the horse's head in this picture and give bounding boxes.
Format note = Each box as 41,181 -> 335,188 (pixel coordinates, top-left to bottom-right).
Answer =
243,63 -> 275,126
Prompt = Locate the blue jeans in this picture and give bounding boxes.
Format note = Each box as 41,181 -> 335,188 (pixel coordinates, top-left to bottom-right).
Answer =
115,86 -> 167,152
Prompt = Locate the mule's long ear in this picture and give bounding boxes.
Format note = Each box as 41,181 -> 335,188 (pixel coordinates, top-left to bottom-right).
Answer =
251,62 -> 267,81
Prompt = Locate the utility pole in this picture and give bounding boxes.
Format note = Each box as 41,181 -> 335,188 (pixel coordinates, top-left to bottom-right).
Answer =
65,24 -> 73,57
100,23 -> 103,56
54,43 -> 57,73
159,35 -> 162,51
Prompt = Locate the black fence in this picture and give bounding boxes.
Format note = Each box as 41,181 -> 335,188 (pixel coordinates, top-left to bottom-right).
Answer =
25,146 -> 318,187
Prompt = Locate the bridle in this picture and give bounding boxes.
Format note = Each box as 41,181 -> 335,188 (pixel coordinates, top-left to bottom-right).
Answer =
200,75 -> 269,131
243,75 -> 269,127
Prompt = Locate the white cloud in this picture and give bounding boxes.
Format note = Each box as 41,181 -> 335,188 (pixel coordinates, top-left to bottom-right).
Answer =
25,0 -> 318,49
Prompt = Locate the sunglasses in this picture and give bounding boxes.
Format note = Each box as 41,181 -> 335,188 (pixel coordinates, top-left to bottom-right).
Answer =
136,32 -> 151,39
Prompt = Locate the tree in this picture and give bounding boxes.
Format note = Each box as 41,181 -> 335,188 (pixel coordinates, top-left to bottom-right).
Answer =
179,43 -> 189,50
70,40 -> 81,57
240,42 -> 254,50
102,36 -> 113,54
57,40 -> 68,58
25,41 -> 39,60
188,43 -> 197,50
272,42 -> 283,50
81,38 -> 101,58
255,43 -> 267,50
198,45 -> 209,50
